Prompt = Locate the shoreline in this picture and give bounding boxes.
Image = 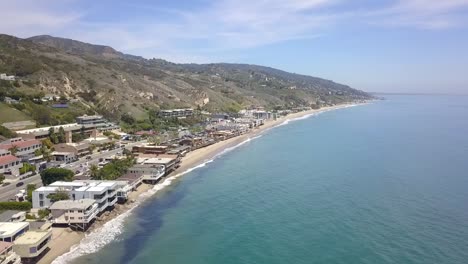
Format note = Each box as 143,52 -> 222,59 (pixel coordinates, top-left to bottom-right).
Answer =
48,102 -> 364,264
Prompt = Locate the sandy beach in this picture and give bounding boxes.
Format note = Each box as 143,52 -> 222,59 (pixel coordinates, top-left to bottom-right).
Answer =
45,103 -> 360,264
174,104 -> 357,174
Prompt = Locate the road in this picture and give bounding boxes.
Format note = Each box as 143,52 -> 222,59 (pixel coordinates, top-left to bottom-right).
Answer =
0,140 -> 145,201
0,175 -> 43,201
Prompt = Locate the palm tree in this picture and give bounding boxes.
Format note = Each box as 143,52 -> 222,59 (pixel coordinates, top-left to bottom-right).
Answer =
9,146 -> 19,155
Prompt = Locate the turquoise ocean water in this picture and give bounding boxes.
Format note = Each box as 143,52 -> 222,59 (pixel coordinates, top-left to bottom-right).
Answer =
66,95 -> 468,264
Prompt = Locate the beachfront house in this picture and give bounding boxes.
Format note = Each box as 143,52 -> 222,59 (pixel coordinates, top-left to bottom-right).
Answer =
0,241 -> 21,264
127,163 -> 165,184
32,180 -> 128,211
132,144 -> 168,155
0,223 -> 29,243
135,155 -> 180,176
49,199 -> 99,231
12,223 -> 52,262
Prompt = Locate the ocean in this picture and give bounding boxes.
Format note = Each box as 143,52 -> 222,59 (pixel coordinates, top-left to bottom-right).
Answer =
63,95 -> 468,264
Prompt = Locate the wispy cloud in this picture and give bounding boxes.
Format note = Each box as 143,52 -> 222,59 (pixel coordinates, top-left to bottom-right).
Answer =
366,0 -> 468,29
0,0 -> 82,37
1,0 -> 468,62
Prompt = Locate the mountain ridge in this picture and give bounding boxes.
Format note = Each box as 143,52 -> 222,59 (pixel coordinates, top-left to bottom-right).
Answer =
0,34 -> 372,121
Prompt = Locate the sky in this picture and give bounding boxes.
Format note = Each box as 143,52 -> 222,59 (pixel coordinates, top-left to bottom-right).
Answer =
1,0 -> 468,94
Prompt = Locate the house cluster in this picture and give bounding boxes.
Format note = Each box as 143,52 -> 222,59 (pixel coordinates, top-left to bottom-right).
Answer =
0,221 -> 52,263
31,180 -> 130,229
15,115 -> 119,141
0,115 -> 122,179
0,138 -> 41,177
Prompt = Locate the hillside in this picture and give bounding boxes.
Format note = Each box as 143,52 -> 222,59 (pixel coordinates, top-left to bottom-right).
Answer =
0,34 -> 372,123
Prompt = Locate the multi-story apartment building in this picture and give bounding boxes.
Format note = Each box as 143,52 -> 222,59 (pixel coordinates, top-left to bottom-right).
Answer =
158,108 -> 193,118
0,138 -> 41,161
49,199 -> 99,231
32,181 -> 127,212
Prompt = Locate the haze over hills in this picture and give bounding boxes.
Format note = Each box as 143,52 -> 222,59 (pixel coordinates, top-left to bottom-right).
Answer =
0,34 -> 371,120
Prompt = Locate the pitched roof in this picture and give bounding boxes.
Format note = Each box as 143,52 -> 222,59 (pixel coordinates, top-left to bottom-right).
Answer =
0,139 -> 41,150
0,155 -> 20,165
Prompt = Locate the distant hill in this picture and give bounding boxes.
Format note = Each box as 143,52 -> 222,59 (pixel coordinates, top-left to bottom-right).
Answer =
0,34 -> 372,121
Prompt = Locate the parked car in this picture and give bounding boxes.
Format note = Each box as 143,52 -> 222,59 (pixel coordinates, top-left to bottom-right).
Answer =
16,182 -> 24,187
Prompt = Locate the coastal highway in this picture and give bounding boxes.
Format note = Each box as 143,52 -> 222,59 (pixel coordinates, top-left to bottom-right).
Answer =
0,140 -> 146,201
0,175 -> 43,201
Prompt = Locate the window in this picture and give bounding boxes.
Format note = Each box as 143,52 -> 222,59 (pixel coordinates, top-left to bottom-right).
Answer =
39,194 -> 44,199
70,217 -> 75,220
30,247 -> 37,254
39,201 -> 44,207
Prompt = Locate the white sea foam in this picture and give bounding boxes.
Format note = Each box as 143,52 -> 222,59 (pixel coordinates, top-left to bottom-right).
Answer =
52,104 -> 365,263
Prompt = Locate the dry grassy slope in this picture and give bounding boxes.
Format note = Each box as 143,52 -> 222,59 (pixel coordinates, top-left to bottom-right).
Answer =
0,34 -> 372,121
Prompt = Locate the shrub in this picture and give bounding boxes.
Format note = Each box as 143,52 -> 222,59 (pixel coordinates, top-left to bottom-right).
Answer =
19,163 -> 36,175
40,168 -> 74,185
0,125 -> 17,138
0,202 -> 32,211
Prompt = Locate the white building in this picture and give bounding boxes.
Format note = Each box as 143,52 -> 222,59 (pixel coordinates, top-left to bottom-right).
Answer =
0,223 -> 29,243
0,155 -> 22,176
32,180 -> 127,212
12,224 -> 52,261
51,151 -> 77,164
0,74 -> 15,81
0,138 -> 42,161
158,108 -> 194,118
76,115 -> 106,125
49,199 -> 99,231
128,163 -> 165,183
135,155 -> 180,176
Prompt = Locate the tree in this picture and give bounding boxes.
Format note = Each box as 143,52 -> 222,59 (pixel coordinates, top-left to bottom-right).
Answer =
0,174 -> 5,184
8,146 -> 18,155
57,126 -> 66,143
0,125 -> 17,138
26,184 -> 36,203
40,168 -> 74,185
47,191 -> 69,203
89,164 -> 100,180
38,209 -> 50,219
149,136 -> 161,145
42,138 -> 54,149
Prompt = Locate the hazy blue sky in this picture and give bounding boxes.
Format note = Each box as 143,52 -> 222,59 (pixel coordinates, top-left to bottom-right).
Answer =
1,0 -> 468,93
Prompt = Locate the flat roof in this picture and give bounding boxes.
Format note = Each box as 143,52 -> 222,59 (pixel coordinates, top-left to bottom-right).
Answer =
16,123 -> 79,134
51,151 -> 75,156
50,181 -> 86,188
86,186 -> 107,192
0,241 -> 12,254
0,222 -> 29,238
76,115 -> 103,120
13,230 -> 51,245
137,157 -> 175,165
49,199 -> 95,210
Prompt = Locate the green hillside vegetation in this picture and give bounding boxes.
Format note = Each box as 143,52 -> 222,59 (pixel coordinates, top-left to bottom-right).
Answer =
0,34 -> 373,126
0,103 -> 32,124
